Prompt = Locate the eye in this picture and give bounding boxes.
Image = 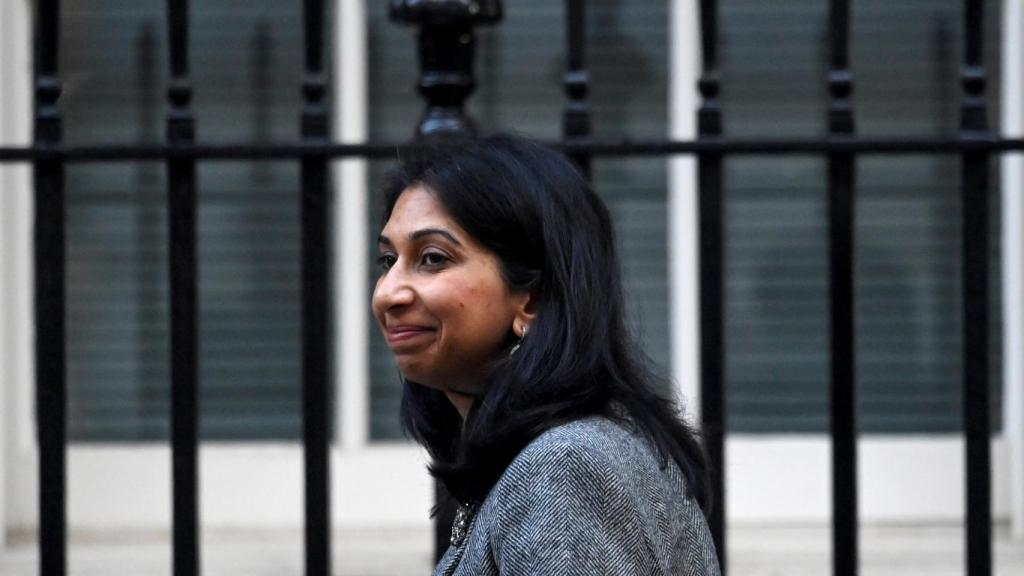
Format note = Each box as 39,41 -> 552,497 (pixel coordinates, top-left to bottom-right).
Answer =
377,253 -> 397,271
420,250 -> 450,268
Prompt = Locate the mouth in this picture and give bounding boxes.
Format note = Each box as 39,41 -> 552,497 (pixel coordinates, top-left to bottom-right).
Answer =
384,325 -> 435,350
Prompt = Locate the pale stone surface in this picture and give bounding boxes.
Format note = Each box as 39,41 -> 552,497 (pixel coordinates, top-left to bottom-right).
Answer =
1,525 -> 1022,576
0,528 -> 433,576
727,524 -> 1024,576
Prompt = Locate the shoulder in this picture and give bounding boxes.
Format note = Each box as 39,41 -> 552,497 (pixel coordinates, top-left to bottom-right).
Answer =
530,415 -> 638,451
523,416 -> 633,455
487,412 -> 663,524
475,416 -> 704,574
502,416 -> 648,482
480,418 -> 647,569
507,413 -> 680,486
458,415 -> 719,575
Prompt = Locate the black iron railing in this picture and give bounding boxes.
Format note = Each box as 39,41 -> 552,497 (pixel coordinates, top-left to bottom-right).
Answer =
166,2 -> 199,575
0,1 -> 996,575
826,2 -> 857,576
696,0 -> 726,559
299,2 -> 332,575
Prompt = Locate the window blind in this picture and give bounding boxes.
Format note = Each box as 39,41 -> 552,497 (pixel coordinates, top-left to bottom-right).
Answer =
63,0 -> 313,441
720,0 -> 1003,433
367,0 -> 1003,437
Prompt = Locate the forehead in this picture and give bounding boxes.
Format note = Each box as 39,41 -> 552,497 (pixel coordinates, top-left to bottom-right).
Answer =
384,185 -> 458,233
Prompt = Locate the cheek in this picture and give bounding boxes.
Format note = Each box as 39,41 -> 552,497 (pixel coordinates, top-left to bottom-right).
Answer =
447,283 -> 512,336
448,284 -> 489,316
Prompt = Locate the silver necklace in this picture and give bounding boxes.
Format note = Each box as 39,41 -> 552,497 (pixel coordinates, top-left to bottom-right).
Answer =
450,501 -> 479,547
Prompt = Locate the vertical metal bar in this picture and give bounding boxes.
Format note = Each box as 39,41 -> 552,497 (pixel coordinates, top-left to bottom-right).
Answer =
563,0 -> 592,178
389,1 -> 502,137
33,1 -> 65,575
827,2 -> 857,576
960,2 -> 992,576
389,1 -> 503,561
166,1 -> 199,576
697,0 -> 725,570
301,1 -> 331,575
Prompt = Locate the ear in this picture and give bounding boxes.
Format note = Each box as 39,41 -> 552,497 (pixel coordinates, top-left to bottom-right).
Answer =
511,289 -> 540,337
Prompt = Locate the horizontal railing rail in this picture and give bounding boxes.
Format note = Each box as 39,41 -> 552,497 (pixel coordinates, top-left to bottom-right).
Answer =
18,0 -> 997,575
4,136 -> 1024,163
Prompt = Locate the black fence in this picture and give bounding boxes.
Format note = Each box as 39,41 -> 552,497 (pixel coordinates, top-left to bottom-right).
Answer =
0,0 -> 1000,575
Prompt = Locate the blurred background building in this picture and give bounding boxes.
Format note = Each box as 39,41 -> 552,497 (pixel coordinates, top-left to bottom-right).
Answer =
1,0 -> 1022,574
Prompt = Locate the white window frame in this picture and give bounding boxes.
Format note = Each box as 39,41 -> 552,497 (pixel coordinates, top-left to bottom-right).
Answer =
671,0 -> 1021,532
2,0 -> 1021,542
1001,0 -> 1024,541
1,0 -> 434,540
1,0 -> 35,548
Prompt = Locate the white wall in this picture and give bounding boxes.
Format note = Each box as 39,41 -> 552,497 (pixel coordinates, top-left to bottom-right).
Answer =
1,438 -> 1009,532
0,0 -> 34,548
727,437 -> 1011,525
1001,0 -> 1024,541
668,0 -> 701,419
335,0 -> 370,450
6,445 -> 434,532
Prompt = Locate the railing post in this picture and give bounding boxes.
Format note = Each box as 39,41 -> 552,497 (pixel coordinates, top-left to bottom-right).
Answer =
960,2 -> 992,576
166,1 -> 199,575
389,0 -> 504,562
563,0 -> 592,178
696,0 -> 726,570
301,1 -> 332,575
33,1 -> 66,575
389,0 -> 503,137
827,2 -> 858,576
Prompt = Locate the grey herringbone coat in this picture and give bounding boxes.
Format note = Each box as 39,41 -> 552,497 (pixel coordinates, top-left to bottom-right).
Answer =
433,416 -> 721,576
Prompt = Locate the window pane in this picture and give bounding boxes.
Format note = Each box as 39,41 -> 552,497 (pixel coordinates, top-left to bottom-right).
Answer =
64,1 -> 316,441
721,0 -> 1003,433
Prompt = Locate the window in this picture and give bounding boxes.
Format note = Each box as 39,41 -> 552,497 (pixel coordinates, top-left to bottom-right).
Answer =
60,0 -> 1005,441
63,0 -> 317,440
720,0 -> 1003,432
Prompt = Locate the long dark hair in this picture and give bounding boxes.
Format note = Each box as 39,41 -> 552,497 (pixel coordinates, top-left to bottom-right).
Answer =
381,134 -> 711,512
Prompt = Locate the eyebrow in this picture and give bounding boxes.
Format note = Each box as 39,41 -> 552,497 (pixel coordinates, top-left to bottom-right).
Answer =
377,227 -> 463,247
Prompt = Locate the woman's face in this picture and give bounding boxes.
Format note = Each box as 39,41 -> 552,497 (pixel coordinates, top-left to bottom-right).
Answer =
372,185 -> 529,396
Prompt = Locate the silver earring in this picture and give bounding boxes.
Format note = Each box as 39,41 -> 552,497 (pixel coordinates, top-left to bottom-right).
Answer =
509,325 -> 527,357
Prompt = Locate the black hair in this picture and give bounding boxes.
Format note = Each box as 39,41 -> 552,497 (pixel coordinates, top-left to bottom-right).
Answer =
381,134 -> 711,512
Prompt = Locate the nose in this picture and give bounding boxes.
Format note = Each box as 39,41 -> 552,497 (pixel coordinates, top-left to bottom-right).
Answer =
372,266 -> 416,314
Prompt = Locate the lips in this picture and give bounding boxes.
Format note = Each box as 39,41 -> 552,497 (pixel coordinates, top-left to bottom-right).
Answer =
384,325 -> 435,349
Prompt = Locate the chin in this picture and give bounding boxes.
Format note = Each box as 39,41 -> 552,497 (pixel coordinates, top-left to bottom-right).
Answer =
401,367 -> 479,397
404,374 -> 441,390
397,363 -> 440,389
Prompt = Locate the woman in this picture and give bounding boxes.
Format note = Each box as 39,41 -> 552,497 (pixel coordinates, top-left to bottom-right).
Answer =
372,134 -> 720,575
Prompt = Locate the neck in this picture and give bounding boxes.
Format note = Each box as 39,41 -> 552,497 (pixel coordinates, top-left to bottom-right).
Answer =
445,390 -> 475,419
